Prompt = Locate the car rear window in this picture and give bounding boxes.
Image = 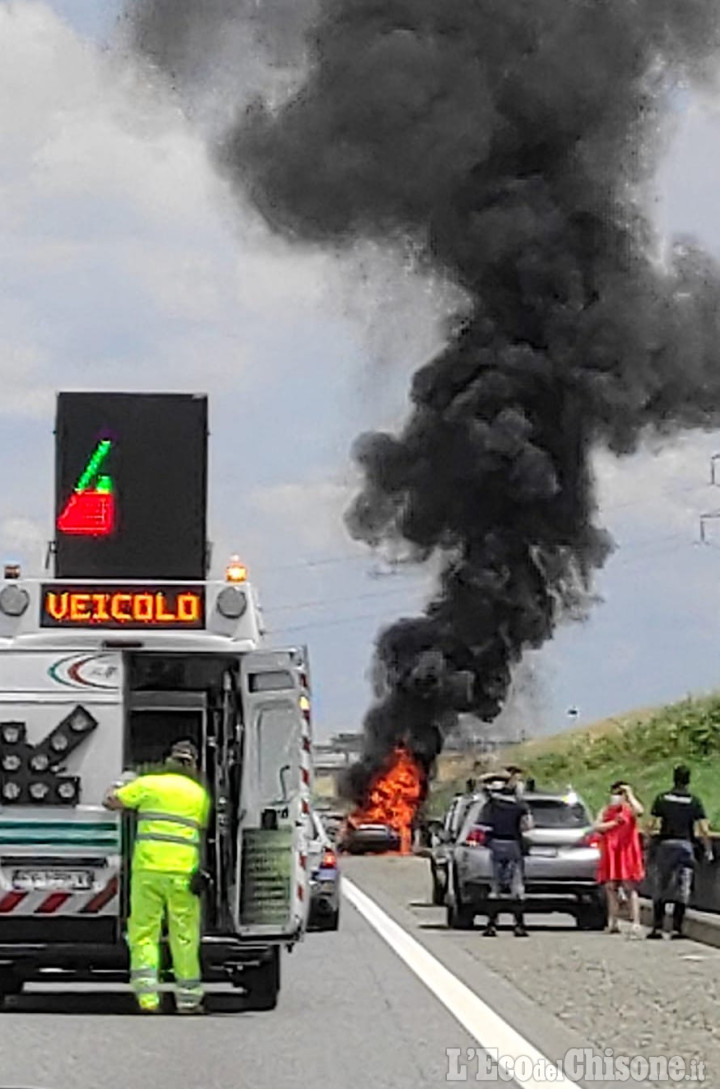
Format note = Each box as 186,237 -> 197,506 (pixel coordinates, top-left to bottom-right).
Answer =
459,797 -> 590,836
528,800 -> 589,828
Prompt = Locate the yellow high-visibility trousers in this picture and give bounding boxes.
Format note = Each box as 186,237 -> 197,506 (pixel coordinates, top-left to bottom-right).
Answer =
127,869 -> 203,1011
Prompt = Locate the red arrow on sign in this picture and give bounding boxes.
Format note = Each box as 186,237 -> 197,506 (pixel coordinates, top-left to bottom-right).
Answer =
57,490 -> 115,536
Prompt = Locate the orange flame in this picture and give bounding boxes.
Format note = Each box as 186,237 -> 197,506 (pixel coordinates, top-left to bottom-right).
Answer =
349,745 -> 425,854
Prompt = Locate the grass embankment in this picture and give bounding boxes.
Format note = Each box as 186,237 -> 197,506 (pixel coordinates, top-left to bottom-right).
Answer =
428,695 -> 720,827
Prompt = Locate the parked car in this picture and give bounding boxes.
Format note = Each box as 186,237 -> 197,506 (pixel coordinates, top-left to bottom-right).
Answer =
446,790 -> 606,930
428,792 -> 482,905
339,821 -> 400,854
317,810 -> 346,844
307,809 -> 340,930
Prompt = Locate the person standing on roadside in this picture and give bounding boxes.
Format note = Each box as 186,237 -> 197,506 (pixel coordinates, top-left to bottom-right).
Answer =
646,765 -> 712,940
594,781 -> 645,937
481,780 -> 533,938
504,765 -> 526,796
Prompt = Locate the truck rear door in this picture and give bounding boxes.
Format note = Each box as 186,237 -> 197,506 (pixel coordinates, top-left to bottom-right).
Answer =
0,649 -> 124,928
235,649 -> 311,940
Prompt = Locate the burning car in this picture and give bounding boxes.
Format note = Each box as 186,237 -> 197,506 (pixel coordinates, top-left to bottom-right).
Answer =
342,745 -> 425,855
340,820 -> 401,854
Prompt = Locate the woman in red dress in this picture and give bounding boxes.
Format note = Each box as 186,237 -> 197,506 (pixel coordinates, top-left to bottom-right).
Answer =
595,781 -> 645,936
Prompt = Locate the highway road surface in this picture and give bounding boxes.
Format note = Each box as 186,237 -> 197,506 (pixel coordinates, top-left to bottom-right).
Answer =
1,855 -> 718,1089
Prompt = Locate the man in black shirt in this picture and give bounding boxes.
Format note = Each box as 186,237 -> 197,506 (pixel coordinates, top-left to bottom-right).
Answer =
480,783 -> 533,938
647,765 -> 712,940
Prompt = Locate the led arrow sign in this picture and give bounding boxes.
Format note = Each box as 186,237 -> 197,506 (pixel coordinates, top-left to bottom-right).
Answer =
57,440 -> 115,537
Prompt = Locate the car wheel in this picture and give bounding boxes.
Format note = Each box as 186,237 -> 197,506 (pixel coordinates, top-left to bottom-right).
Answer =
430,864 -> 446,906
242,949 -> 280,1011
323,908 -> 340,931
576,895 -> 607,931
446,899 -> 475,929
0,971 -> 23,1010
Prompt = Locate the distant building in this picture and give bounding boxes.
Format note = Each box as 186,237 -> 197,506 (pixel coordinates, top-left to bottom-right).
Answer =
312,731 -> 364,779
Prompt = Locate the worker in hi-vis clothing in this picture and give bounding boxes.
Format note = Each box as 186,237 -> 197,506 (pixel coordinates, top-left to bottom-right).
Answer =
104,740 -> 211,1014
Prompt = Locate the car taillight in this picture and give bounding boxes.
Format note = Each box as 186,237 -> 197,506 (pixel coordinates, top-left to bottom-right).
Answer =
576,832 -> 600,848
464,826 -> 487,847
322,848 -> 338,868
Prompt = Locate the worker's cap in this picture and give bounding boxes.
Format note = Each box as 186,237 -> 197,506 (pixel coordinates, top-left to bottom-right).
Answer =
169,739 -> 199,764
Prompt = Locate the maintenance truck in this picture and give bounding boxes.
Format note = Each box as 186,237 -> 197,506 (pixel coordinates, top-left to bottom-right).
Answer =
0,393 -> 313,1010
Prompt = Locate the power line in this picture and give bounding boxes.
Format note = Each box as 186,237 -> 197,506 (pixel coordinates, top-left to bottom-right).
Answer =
260,534 -> 697,618
268,541 -> 705,635
262,581 -> 429,614
269,611 -> 397,635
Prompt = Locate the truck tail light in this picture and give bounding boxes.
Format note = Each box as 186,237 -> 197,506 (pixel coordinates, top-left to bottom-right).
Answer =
463,826 -> 487,847
321,848 -> 337,868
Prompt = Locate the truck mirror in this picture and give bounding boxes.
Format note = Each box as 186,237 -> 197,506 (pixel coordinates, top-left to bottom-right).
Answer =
279,764 -> 290,802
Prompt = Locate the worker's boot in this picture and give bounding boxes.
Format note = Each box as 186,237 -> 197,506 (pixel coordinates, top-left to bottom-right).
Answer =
177,1002 -> 205,1015
137,995 -> 161,1015
176,988 -> 205,1015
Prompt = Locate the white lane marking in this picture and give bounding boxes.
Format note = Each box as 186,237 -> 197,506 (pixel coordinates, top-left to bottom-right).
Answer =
343,878 -> 581,1089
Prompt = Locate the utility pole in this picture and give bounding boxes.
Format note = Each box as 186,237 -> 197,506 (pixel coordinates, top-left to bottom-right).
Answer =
699,454 -> 720,543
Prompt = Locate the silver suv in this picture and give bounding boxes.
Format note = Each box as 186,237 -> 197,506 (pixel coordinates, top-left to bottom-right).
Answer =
447,790 -> 606,930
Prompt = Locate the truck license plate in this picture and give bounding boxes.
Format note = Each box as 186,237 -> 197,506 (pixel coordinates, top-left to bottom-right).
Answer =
11,869 -> 94,892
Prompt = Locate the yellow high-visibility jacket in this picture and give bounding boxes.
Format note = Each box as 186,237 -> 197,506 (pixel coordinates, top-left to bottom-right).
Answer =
115,772 -> 211,873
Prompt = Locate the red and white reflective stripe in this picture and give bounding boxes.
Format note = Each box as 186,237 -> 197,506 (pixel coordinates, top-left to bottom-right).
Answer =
0,875 -> 120,916
35,892 -> 72,914
0,891 -> 27,913
295,689 -> 313,920
81,875 -> 119,914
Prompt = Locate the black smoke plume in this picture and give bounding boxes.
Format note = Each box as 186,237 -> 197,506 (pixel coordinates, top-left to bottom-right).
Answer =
129,1 -> 720,804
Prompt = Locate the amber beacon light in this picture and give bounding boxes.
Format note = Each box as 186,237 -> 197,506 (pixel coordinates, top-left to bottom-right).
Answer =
225,556 -> 248,583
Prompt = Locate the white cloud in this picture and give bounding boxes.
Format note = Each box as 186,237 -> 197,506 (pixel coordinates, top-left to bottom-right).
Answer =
593,431 -> 720,540
0,2 -> 352,421
249,478 -> 357,554
0,517 -> 47,569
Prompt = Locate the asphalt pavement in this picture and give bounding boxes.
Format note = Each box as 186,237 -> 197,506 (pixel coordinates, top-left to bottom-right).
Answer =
0,855 -> 716,1089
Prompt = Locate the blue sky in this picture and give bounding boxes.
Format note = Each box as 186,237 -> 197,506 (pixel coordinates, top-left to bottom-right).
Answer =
3,0 -> 720,741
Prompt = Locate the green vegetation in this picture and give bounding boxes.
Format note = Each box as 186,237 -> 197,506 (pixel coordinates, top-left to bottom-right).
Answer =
429,694 -> 720,826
